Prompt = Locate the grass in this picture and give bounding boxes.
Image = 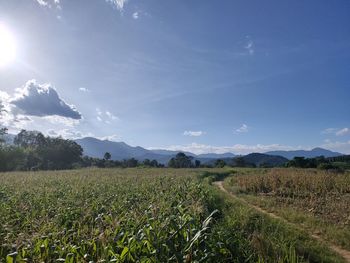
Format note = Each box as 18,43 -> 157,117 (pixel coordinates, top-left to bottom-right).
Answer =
223,168 -> 350,251
0,167 -> 346,262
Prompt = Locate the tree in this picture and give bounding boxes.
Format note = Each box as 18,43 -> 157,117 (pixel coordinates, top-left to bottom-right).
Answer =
14,130 -> 46,148
150,159 -> 159,167
0,127 -> 8,145
235,157 -> 246,167
37,137 -> 83,170
214,159 -> 226,168
143,159 -> 151,166
124,158 -> 138,167
195,160 -> 201,168
104,152 -> 111,161
168,152 -> 193,168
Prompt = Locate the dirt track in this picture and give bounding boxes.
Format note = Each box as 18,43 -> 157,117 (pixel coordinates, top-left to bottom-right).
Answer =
213,181 -> 350,263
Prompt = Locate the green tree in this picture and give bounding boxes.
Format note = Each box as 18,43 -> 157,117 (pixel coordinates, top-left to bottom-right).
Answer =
168,152 -> 193,168
14,130 -> 46,148
104,152 -> 112,161
0,127 -> 8,145
150,159 -> 159,167
143,159 -> 151,166
214,159 -> 226,168
235,157 -> 246,167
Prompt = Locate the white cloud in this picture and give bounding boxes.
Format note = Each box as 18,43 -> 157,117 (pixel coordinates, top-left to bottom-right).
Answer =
149,142 -> 302,155
132,12 -> 139,19
321,127 -> 350,136
183,130 -> 204,137
1,91 -> 33,130
99,134 -> 121,141
1,85 -> 83,135
245,40 -> 254,55
36,0 -> 48,6
43,115 -> 80,127
321,128 -> 337,134
322,140 -> 350,154
79,87 -> 90,92
105,111 -> 119,120
11,80 -> 82,119
336,128 -> 350,136
236,124 -> 249,133
34,0 -> 61,9
96,108 -> 119,123
46,128 -> 94,139
96,108 -> 102,116
106,0 -> 128,11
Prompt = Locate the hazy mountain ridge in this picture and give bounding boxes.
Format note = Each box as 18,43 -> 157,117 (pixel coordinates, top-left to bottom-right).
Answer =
265,147 -> 343,160
74,137 -> 343,166
204,153 -> 288,167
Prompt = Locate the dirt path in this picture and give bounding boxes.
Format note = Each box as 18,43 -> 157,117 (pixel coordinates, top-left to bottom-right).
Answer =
213,181 -> 350,263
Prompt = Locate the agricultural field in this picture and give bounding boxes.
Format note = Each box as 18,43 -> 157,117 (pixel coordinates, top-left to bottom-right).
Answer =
0,168 -> 348,262
223,168 -> 350,256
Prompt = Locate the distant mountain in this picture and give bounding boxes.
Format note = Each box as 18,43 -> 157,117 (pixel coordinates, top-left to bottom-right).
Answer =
197,152 -> 235,159
75,137 -> 228,164
150,149 -> 195,156
75,137 -> 341,167
204,153 -> 288,167
265,147 -> 343,160
238,153 -> 288,167
75,137 -> 190,164
75,137 -> 150,160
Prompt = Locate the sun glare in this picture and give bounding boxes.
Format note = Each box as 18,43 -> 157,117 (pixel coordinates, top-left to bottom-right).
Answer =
0,23 -> 16,67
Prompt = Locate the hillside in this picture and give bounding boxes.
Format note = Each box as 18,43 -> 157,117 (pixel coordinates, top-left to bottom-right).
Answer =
204,153 -> 288,167
265,148 -> 343,160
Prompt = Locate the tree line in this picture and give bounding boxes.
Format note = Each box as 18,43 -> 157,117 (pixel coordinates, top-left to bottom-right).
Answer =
0,128 -> 164,171
285,156 -> 350,171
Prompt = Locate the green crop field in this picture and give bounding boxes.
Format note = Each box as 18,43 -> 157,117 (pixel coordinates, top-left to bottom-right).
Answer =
0,168 -> 348,262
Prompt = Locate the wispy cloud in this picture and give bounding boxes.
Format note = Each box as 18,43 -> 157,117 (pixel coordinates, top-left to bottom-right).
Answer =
34,0 -> 61,9
79,87 -> 90,92
96,108 -> 120,124
132,12 -> 139,19
99,134 -> 121,141
183,130 -> 204,137
322,127 -> 350,136
322,140 -> 350,154
105,111 -> 119,120
236,124 -> 249,133
336,128 -> 349,136
46,128 -> 94,139
321,128 -> 337,134
106,0 -> 128,11
150,143 -> 303,155
245,39 -> 254,55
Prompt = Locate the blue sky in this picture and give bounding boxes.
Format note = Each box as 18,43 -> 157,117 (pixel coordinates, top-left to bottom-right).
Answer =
0,0 -> 350,154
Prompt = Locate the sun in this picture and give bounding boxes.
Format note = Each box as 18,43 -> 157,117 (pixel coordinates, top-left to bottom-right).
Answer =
0,23 -> 16,67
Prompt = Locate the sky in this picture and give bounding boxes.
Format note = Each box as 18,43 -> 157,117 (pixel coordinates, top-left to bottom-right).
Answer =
0,0 -> 349,154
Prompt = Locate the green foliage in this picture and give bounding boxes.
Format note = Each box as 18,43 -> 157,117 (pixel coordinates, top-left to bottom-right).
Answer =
235,156 -> 246,167
214,159 -> 226,168
0,169 -> 224,262
0,168 -> 344,262
103,152 -> 111,160
286,155 -> 350,171
0,129 -> 83,171
168,152 -> 194,168
0,127 -> 8,144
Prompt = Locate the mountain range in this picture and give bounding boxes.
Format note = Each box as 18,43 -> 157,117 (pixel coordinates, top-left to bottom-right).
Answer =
2,134 -> 343,165
265,148 -> 342,160
74,137 -> 343,165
